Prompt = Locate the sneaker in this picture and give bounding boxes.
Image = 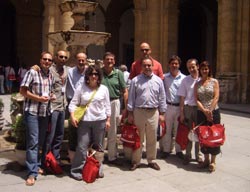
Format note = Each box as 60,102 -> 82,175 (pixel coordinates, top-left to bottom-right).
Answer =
148,162 -> 160,171
176,152 -> 184,159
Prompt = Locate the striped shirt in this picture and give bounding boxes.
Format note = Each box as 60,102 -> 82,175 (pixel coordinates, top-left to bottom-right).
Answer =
21,68 -> 54,116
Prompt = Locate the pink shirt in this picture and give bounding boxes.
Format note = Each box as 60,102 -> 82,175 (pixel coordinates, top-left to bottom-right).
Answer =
129,58 -> 164,80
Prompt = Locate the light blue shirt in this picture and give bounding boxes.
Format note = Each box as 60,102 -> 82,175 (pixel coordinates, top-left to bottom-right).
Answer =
164,71 -> 186,104
66,66 -> 85,100
127,73 -> 166,113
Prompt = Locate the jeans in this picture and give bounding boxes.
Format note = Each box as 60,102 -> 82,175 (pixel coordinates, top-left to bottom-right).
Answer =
46,110 -> 65,160
25,111 -> 49,178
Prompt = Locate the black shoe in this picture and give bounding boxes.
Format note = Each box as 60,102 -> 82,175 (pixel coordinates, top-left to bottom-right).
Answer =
148,162 -> 160,171
176,152 -> 184,159
108,159 -> 122,166
161,152 -> 170,159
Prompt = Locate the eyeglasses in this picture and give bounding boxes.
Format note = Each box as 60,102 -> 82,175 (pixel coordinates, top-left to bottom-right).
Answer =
59,55 -> 68,59
141,49 -> 150,52
42,58 -> 52,62
142,64 -> 152,68
90,72 -> 99,76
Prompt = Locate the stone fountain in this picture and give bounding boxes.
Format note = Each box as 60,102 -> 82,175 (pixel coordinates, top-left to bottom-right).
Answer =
47,0 -> 111,65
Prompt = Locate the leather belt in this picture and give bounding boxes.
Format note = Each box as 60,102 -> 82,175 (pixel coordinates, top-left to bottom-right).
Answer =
167,102 -> 180,106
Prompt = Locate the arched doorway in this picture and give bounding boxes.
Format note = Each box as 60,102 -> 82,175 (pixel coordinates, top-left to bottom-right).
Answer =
178,0 -> 218,75
0,0 -> 16,69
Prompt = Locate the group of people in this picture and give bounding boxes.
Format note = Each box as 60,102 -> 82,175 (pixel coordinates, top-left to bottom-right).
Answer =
19,42 -> 221,186
0,63 -> 27,94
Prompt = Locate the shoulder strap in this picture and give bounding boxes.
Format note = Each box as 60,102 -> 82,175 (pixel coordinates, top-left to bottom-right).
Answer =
85,89 -> 97,107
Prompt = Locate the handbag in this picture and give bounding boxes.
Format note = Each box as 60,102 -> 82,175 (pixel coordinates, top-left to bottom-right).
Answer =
120,121 -> 140,150
82,150 -> 100,183
195,124 -> 225,147
7,67 -> 16,81
45,151 -> 63,174
8,74 -> 16,81
157,121 -> 166,141
74,89 -> 97,122
176,120 -> 189,150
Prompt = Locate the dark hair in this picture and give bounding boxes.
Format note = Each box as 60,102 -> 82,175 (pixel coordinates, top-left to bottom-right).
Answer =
103,52 -> 115,60
186,58 -> 199,66
141,56 -> 154,66
168,55 -> 182,65
84,65 -> 103,87
199,61 -> 212,77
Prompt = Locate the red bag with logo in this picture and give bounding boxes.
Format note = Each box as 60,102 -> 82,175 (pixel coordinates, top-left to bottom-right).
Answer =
157,121 -> 166,141
45,151 -> 63,174
120,123 -> 140,150
195,124 -> 225,147
82,151 -> 100,183
176,121 -> 189,150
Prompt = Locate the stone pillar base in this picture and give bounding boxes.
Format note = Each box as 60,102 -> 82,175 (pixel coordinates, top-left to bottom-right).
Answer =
217,72 -> 240,103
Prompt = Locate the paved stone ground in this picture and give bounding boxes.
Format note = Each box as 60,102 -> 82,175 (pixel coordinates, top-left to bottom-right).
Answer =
0,94 -> 250,192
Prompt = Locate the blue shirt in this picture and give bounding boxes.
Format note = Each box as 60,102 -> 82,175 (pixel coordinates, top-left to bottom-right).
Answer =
164,71 -> 186,104
127,73 -> 166,113
66,66 -> 85,100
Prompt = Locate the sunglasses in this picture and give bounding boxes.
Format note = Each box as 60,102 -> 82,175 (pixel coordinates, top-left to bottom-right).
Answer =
90,72 -> 99,76
141,49 -> 150,52
59,55 -> 68,59
42,58 -> 52,62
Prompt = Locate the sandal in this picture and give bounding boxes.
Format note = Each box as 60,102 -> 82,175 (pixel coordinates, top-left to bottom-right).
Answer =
25,176 -> 36,186
209,163 -> 216,172
38,168 -> 44,175
198,160 -> 210,169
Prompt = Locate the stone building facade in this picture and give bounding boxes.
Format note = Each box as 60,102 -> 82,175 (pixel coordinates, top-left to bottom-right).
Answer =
0,0 -> 249,104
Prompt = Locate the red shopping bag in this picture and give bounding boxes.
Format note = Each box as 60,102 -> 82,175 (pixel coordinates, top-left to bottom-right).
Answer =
157,121 -> 166,141
45,151 -> 63,174
196,124 -> 225,147
82,151 -> 100,183
176,121 -> 189,150
120,123 -> 140,150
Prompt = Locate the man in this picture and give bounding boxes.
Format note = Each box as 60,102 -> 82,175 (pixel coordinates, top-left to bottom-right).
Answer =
20,51 -> 54,186
101,52 -> 128,164
127,57 -> 166,171
66,52 -> 88,153
45,50 -> 69,164
129,42 -> 164,80
160,55 -> 186,159
177,58 -> 202,165
66,52 -> 88,104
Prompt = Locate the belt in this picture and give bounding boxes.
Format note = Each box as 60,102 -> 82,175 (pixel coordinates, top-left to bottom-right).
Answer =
167,102 -> 180,106
110,98 -> 119,101
185,104 -> 197,107
138,107 -> 157,110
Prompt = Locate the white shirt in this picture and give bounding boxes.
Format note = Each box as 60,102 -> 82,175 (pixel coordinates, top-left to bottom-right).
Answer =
69,83 -> 111,121
177,75 -> 200,106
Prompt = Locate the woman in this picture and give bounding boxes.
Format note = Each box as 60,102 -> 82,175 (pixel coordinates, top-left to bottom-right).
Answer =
69,65 -> 111,181
194,61 -> 220,172
5,64 -> 16,93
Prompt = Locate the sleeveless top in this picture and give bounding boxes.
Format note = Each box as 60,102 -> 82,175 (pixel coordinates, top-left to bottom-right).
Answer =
197,78 -> 218,110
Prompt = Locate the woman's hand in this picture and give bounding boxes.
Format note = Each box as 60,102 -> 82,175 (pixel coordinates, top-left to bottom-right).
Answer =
70,115 -> 78,128
105,117 -> 111,131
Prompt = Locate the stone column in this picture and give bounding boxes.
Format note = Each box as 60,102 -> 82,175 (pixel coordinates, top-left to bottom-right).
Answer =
235,0 -> 250,103
43,0 -> 58,53
216,0 -> 239,103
